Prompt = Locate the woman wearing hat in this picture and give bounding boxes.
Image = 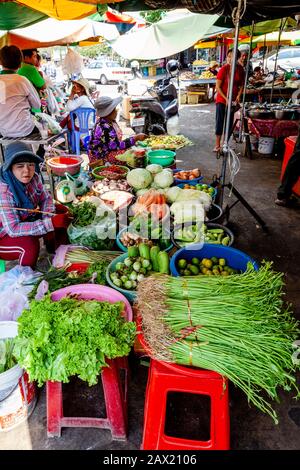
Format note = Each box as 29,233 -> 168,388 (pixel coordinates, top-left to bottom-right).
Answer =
88,96 -> 146,166
60,78 -> 94,130
0,142 -> 71,268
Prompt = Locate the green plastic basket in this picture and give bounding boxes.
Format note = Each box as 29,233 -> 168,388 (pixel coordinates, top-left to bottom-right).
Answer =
147,150 -> 176,167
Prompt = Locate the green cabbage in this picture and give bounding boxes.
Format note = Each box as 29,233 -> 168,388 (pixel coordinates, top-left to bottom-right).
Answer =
146,164 -> 163,175
127,169 -> 153,190
154,169 -> 174,189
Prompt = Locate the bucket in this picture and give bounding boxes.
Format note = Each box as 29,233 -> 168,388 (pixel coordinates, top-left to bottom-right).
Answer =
249,134 -> 258,151
258,136 -> 274,155
0,321 -> 36,431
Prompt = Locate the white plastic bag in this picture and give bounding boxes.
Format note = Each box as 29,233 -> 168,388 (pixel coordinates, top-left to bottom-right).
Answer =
35,112 -> 62,135
62,48 -> 84,76
0,266 -> 40,321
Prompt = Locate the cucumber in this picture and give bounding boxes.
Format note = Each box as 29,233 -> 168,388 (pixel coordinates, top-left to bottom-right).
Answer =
157,251 -> 169,274
139,243 -> 150,260
128,246 -> 139,258
150,246 -> 160,272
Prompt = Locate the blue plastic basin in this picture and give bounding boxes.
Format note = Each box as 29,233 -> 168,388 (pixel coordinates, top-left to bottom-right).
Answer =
170,244 -> 259,276
106,253 -> 136,302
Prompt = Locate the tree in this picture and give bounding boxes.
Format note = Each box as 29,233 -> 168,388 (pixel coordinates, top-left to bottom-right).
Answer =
140,10 -> 166,24
76,43 -> 111,59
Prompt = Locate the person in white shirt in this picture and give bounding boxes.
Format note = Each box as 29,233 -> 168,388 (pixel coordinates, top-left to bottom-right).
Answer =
0,45 -> 41,139
60,78 -> 94,131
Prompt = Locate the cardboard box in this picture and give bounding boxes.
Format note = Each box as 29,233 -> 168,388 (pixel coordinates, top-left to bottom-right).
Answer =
187,94 -> 199,104
180,93 -> 187,104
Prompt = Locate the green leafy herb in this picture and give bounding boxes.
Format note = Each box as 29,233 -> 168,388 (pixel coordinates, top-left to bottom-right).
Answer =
15,296 -> 136,386
0,338 -> 17,373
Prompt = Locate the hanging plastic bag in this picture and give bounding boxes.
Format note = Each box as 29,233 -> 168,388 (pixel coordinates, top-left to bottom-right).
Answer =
35,112 -> 62,135
62,48 -> 84,76
47,88 -> 61,115
67,204 -> 117,250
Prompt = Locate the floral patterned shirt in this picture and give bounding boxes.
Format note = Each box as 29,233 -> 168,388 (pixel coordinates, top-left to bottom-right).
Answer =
88,117 -> 135,164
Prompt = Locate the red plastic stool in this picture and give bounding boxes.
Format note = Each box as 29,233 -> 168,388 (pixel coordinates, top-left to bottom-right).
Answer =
46,356 -> 128,439
141,358 -> 230,450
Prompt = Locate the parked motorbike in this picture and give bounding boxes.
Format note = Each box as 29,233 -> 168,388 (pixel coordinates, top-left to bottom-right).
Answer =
128,59 -> 180,135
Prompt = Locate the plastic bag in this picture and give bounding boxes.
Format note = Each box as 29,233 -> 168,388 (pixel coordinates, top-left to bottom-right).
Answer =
47,88 -> 61,115
62,48 -> 84,76
35,112 -> 62,135
0,266 -> 40,321
67,204 -> 117,250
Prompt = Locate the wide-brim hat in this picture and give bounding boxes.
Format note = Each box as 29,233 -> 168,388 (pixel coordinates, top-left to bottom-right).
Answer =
94,96 -> 122,118
72,77 -> 91,96
3,142 -> 42,172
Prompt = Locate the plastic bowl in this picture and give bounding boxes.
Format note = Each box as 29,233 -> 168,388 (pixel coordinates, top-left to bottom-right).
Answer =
47,156 -> 83,177
177,182 -> 217,199
170,244 -> 258,277
171,222 -> 234,249
206,203 -> 223,223
51,284 -> 132,321
92,165 -> 129,181
147,150 -> 176,167
106,253 -> 137,302
116,226 -> 173,253
173,168 -> 204,185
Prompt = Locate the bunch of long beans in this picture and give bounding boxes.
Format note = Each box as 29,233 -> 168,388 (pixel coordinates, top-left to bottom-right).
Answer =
64,248 -> 121,266
137,263 -> 300,423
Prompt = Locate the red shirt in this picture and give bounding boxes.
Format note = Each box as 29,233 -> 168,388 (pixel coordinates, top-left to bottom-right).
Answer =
216,64 -> 245,105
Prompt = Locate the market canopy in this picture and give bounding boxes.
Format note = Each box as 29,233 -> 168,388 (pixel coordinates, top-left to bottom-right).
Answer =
109,12 -> 218,59
0,18 -> 119,49
252,30 -> 300,46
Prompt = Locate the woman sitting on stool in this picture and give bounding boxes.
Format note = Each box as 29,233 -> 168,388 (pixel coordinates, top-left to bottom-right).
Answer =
0,142 -> 71,268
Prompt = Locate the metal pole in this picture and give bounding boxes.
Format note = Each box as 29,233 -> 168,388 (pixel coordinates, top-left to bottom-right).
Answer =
270,18 -> 286,104
219,0 -> 243,207
238,20 -> 255,142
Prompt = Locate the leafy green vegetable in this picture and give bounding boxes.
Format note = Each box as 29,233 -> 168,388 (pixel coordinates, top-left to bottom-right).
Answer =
29,261 -> 109,299
69,201 -> 97,227
14,296 -> 136,386
0,338 -> 17,373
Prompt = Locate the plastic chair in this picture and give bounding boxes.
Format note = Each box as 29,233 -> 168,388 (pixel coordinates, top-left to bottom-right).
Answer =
69,107 -> 96,155
141,358 -> 230,450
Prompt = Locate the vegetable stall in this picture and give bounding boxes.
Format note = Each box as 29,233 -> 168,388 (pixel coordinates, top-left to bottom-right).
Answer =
0,133 -> 299,444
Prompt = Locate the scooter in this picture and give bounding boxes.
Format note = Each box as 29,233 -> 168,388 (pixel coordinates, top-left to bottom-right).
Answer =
128,59 -> 180,135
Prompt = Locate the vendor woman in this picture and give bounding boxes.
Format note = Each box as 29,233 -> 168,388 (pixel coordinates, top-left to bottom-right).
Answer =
0,142 -> 70,268
88,96 -> 146,167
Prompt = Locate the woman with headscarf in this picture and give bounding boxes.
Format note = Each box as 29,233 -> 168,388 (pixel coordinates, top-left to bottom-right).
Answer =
88,95 -> 146,167
0,142 -> 71,268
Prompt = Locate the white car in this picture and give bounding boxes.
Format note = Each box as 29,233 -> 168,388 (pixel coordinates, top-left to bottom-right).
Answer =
82,59 -> 132,85
252,47 -> 300,72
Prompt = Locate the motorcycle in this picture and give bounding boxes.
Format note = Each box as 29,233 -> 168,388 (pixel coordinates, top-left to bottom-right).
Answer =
127,59 -> 180,135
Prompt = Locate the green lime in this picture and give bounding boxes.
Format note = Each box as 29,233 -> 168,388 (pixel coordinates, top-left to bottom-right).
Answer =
191,257 -> 200,265
178,259 -> 187,269
189,265 -> 199,275
219,258 -> 226,267
211,257 -> 218,265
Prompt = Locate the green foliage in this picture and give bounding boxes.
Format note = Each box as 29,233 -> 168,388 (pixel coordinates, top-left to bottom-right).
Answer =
140,10 -> 166,24
78,43 -> 111,59
15,296 -> 136,386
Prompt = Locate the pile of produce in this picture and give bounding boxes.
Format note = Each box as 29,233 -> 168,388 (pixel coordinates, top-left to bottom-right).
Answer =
182,183 -> 215,197
116,148 -> 146,168
137,263 -> 300,423
203,226 -> 230,245
64,248 -> 120,267
100,190 -> 134,211
126,167 -> 174,192
94,165 -> 128,180
174,224 -> 230,247
132,189 -> 169,221
29,261 -> 110,299
123,214 -> 171,251
110,243 -> 169,291
199,70 -> 216,79
69,201 -> 97,227
176,256 -> 238,276
92,178 -> 131,195
180,72 -> 199,80
14,296 -> 136,386
0,338 -> 17,373
174,169 -> 201,181
139,135 -> 193,150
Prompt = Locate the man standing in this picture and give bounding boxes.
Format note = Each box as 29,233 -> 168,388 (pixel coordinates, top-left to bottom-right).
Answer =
18,49 -> 46,91
275,130 -> 300,206
214,49 -> 245,152
0,45 -> 41,139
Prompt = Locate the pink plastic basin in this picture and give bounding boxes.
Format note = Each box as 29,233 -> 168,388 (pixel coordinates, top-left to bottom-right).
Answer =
50,284 -> 132,321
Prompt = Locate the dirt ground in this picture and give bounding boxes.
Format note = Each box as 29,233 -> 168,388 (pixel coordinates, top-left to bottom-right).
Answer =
1,101 -> 300,450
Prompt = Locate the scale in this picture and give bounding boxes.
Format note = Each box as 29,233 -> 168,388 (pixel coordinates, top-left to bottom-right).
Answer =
55,172 -> 90,204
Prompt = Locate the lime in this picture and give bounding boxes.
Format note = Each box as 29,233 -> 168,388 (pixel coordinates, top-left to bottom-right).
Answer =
178,259 -> 187,269
211,257 -> 218,265
202,259 -> 213,269
219,258 -> 226,267
189,265 -> 199,275
191,257 -> 200,265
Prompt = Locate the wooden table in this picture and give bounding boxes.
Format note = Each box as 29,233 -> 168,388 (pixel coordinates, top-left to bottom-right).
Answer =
0,129 -> 68,164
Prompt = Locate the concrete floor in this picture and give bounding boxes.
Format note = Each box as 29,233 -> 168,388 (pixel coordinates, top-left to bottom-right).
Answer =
1,102 -> 300,450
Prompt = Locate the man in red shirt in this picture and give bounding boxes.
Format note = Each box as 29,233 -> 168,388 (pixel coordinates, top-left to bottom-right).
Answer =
214,49 -> 245,152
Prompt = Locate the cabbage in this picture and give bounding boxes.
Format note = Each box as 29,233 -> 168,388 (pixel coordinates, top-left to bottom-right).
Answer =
176,189 -> 212,211
146,164 -> 163,175
154,169 -> 174,189
127,169 -> 153,190
166,186 -> 182,203
170,201 -> 204,224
